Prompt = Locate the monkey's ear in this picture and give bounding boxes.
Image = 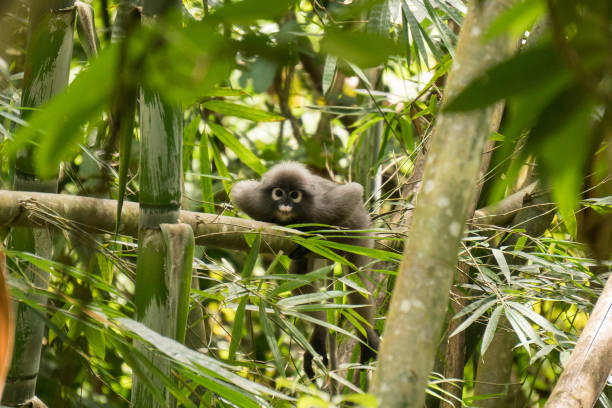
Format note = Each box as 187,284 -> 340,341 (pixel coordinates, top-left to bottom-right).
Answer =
231,180 -> 271,222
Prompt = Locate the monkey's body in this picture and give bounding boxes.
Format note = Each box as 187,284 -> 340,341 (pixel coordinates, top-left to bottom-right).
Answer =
231,162 -> 379,378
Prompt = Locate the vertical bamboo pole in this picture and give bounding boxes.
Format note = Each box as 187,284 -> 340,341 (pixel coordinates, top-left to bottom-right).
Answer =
372,1 -> 517,406
2,1 -> 75,405
130,1 -> 194,406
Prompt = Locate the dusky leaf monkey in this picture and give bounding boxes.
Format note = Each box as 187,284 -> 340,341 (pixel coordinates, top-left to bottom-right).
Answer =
231,162 -> 379,378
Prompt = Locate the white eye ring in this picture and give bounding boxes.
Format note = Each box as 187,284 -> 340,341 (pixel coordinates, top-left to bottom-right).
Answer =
272,188 -> 285,200
289,190 -> 302,203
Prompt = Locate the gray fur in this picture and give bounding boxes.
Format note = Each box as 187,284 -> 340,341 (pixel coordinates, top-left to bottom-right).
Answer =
231,162 -> 379,379
232,162 -> 369,228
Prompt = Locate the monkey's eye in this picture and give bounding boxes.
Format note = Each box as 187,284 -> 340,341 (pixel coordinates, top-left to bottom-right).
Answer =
289,191 -> 302,203
272,188 -> 285,200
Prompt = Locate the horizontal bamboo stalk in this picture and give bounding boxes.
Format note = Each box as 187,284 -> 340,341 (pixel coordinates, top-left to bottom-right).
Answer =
0,190 -> 298,253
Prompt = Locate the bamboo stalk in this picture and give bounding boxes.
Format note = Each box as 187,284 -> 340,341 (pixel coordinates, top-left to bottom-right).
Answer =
130,1 -> 192,406
371,1 -> 519,406
3,1 -> 75,405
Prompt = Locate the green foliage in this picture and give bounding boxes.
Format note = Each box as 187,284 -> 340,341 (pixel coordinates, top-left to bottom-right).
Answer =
2,0 -> 611,405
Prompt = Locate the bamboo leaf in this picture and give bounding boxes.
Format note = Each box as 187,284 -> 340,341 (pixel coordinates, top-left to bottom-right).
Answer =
242,233 -> 261,279
183,116 -> 200,173
277,291 -> 349,309
491,248 -> 511,281
180,368 -> 262,408
84,324 -> 106,359
450,298 -> 497,337
258,301 -> 284,375
268,314 -> 321,371
506,301 -> 566,338
209,137 -> 232,195
422,0 -> 457,54
268,265 -> 331,297
202,100 -> 284,122
318,239 -> 402,262
199,129 -> 215,213
8,45 -> 118,178
346,60 -> 372,89
480,305 -> 502,355
452,296 -> 496,319
444,45 -> 572,112
115,317 -> 287,399
505,307 -> 545,353
204,87 -> 249,97
402,1 -> 429,67
322,55 -> 337,95
228,296 -> 247,361
209,122 -> 267,175
321,28 -> 402,68
486,0 -> 546,40
284,311 -> 360,342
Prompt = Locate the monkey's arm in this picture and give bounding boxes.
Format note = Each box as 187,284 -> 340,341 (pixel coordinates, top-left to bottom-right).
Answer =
231,180 -> 271,222
319,182 -> 365,225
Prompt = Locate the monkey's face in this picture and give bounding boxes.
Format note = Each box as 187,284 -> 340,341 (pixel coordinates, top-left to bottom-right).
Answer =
268,186 -> 309,225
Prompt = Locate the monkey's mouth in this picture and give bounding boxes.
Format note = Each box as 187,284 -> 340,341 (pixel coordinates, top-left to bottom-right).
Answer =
276,206 -> 293,222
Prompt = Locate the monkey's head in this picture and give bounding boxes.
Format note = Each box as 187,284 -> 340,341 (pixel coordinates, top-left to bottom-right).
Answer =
260,163 -> 314,225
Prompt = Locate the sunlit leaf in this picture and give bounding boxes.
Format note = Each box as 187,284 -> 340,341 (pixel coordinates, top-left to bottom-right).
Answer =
258,301 -> 284,375
8,45 -> 119,178
321,28 -> 402,68
322,55 -> 337,95
444,45 -> 570,112
486,0 -> 546,41
480,306 -> 502,355
209,122 -> 267,175
202,100 -> 284,122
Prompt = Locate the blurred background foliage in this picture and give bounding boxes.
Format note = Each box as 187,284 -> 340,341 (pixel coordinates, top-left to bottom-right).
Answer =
0,0 -> 611,407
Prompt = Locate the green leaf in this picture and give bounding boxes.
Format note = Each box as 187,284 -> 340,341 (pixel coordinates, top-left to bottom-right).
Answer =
276,291 -> 349,309
422,0 -> 456,55
481,306 -> 502,355
322,55 -> 337,95
486,0 -> 546,41
341,393 -> 378,407
183,116 -> 200,173
444,45 -> 570,112
346,60 -> 372,89
505,307 -> 545,352
202,100 -> 284,122
525,87 -> 597,238
321,28 -> 402,68
450,298 -> 497,337
84,324 -> 106,360
203,87 -> 249,97
318,239 -> 402,262
249,57 -> 277,93
258,301 -> 285,375
208,122 -> 267,175
414,7 -> 445,63
491,248 -> 511,281
198,128 -> 216,213
268,266 -> 331,297
209,135 -> 233,195
181,370 -> 262,408
228,296 -> 247,361
211,0 -> 296,24
506,301 -> 566,337
8,45 -> 118,178
242,233 -> 261,279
